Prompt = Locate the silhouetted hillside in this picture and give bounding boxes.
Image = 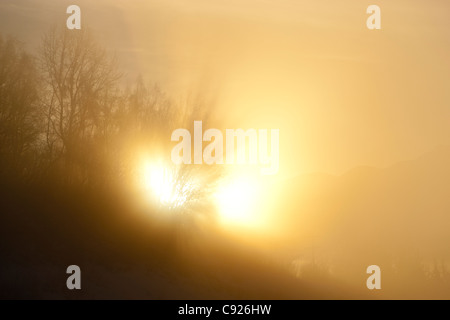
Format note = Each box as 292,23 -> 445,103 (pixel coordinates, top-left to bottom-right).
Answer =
0,175 -> 362,299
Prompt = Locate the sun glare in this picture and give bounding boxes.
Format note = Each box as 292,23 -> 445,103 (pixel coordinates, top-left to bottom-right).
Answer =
142,162 -> 188,208
214,174 -> 262,227
141,160 -> 266,227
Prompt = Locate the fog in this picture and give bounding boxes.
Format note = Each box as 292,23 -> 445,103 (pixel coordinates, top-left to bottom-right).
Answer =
0,0 -> 449,299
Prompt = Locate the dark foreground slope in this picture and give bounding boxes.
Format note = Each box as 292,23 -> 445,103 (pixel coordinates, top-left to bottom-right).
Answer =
0,176 -> 360,300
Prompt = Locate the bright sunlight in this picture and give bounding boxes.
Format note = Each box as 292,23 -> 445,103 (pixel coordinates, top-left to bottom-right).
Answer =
140,158 -> 266,228
142,162 -> 189,208
214,173 -> 263,227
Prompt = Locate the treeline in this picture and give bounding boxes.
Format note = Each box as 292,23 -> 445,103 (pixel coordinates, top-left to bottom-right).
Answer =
0,27 -> 207,192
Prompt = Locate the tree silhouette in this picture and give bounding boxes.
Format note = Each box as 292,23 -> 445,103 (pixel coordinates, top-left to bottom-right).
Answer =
0,34 -> 40,178
0,26 -> 221,224
39,27 -> 121,184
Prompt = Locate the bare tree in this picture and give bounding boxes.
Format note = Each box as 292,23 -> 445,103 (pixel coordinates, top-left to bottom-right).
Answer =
40,27 -> 121,183
39,27 -> 222,226
115,77 -> 223,219
0,34 -> 40,177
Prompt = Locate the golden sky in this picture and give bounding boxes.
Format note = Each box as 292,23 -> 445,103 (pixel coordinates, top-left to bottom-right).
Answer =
1,0 -> 449,177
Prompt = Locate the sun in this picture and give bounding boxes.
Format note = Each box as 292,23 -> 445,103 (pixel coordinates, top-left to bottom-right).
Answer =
142,162 -> 191,209
214,173 -> 262,227
139,160 -> 266,227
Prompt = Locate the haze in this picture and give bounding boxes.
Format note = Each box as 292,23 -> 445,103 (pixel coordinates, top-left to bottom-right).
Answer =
2,0 -> 449,176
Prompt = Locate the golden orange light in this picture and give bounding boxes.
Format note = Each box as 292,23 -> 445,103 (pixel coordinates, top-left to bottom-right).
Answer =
142,162 -> 189,208
214,173 -> 263,227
